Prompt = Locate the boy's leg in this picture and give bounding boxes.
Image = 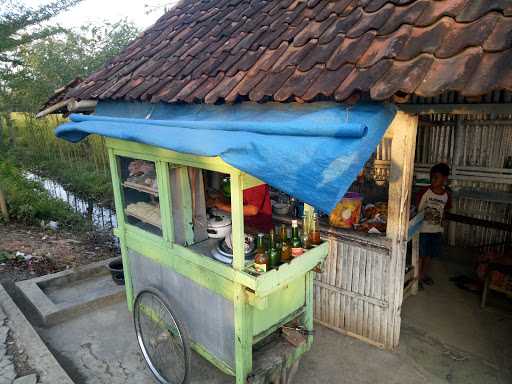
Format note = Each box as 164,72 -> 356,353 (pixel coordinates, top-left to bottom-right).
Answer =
419,233 -> 429,283
422,256 -> 433,284
422,233 -> 443,285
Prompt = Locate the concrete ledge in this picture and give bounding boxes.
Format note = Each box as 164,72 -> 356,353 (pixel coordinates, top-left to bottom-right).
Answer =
0,284 -> 74,384
15,258 -> 124,326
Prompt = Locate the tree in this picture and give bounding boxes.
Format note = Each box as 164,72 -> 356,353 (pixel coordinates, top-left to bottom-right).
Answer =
5,20 -> 139,112
0,0 -> 82,220
0,0 -> 82,67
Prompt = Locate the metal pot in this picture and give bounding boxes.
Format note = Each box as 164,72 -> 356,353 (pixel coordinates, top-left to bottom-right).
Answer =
272,201 -> 290,215
207,210 -> 232,239
210,234 -> 256,264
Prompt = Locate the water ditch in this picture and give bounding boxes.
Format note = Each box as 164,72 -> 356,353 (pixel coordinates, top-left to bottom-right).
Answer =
24,172 -> 117,232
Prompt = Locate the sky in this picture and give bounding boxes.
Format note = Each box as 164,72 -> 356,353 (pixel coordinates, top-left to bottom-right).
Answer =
26,0 -> 179,30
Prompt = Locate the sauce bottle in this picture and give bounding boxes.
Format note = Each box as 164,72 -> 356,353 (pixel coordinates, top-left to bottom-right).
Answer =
254,233 -> 268,273
268,229 -> 280,268
309,213 -> 321,246
279,224 -> 291,262
291,220 -> 303,257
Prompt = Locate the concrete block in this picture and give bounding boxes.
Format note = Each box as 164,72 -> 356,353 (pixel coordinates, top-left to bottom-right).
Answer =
0,285 -> 74,384
13,374 -> 37,384
16,257 -> 124,326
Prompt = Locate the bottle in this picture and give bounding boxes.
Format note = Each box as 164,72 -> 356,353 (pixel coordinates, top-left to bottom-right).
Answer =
254,233 -> 268,273
505,156 -> 512,169
290,220 -> 303,257
302,214 -> 311,250
275,225 -> 282,258
268,229 -> 280,269
279,224 -> 291,262
289,197 -> 297,219
309,213 -> 321,246
222,176 -> 231,199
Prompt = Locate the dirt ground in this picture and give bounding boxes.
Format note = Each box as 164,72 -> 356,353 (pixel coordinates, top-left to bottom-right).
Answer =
0,223 -> 116,285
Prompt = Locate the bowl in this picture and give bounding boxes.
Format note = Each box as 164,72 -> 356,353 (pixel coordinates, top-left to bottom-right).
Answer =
272,201 -> 290,215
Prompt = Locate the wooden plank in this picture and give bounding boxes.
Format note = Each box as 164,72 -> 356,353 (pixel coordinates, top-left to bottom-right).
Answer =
107,149 -> 134,310
315,319 -> 385,349
314,281 -> 388,308
106,138 -> 237,174
188,167 -> 209,243
446,213 -> 512,232
234,284 -> 252,384
385,111 -> 419,349
156,161 -> 175,244
230,171 -> 245,271
333,240 -> 343,330
411,233 -> 420,295
398,103 -> 512,115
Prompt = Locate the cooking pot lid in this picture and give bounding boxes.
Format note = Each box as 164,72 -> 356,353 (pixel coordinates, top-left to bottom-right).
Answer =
207,209 -> 231,228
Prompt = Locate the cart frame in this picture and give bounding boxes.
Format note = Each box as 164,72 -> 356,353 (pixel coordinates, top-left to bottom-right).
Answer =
107,138 -> 328,383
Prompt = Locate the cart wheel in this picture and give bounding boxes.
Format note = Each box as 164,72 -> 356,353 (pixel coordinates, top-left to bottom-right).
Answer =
134,289 -> 191,384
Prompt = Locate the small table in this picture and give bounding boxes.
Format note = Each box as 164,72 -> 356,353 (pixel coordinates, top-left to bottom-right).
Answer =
481,262 -> 512,308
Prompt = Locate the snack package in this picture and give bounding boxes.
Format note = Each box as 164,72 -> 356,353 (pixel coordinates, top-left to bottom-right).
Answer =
329,192 -> 362,229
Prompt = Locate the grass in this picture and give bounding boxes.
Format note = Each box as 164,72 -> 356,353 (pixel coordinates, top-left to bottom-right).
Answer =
0,160 -> 87,229
0,113 -> 113,205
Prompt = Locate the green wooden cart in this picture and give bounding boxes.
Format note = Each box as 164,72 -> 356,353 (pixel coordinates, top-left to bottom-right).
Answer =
107,137 -> 329,384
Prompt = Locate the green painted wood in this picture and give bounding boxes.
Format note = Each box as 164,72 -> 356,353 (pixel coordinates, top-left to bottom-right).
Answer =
252,275 -> 305,336
105,137 -> 328,382
190,340 -> 235,377
106,138 -> 237,173
252,307 -> 305,344
304,271 -> 315,348
230,171 -> 245,271
253,242 -> 329,297
108,149 -> 134,310
156,160 -> 175,244
176,166 -> 195,245
234,285 -> 252,384
124,230 -> 235,301
241,173 -> 265,190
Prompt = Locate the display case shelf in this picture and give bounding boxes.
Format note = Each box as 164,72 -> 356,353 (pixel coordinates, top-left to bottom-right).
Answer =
125,205 -> 162,229
122,180 -> 159,196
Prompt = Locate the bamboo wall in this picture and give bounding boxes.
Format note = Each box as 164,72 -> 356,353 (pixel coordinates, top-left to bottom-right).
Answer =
313,113 -> 512,349
374,114 -> 512,248
418,114 -> 512,248
314,238 -> 392,348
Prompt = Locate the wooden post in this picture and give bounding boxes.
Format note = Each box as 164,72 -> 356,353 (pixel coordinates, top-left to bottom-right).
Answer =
107,149 -> 133,310
385,111 -> 418,349
448,117 -> 464,246
230,171 -> 253,383
411,233 -> 420,295
0,188 -> 8,222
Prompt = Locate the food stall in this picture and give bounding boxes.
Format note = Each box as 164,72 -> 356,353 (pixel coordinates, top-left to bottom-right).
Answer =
55,101 -> 401,382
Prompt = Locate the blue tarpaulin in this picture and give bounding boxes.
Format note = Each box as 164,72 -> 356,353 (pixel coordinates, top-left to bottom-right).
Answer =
56,101 -> 396,212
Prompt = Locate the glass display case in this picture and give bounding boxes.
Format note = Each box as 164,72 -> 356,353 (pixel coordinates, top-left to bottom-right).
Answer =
119,156 -> 162,236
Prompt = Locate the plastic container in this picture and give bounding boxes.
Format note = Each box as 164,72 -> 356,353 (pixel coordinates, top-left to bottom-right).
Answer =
329,192 -> 363,229
107,257 -> 125,286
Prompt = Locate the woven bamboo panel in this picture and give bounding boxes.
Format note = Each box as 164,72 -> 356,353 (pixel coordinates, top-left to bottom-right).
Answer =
371,114 -> 512,248
314,239 -> 390,347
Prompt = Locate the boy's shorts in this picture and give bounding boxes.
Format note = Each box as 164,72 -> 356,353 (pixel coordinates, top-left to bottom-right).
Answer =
419,233 -> 443,258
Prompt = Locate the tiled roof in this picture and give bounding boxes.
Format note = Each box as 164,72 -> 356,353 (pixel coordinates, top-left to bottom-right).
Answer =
39,77 -> 83,113
67,0 -> 512,104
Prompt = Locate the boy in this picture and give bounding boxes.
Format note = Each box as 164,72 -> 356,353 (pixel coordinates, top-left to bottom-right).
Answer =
416,163 -> 451,288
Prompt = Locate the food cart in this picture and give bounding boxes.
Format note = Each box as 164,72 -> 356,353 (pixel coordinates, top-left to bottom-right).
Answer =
110,138 -> 328,383
55,101 -> 396,383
